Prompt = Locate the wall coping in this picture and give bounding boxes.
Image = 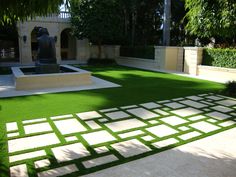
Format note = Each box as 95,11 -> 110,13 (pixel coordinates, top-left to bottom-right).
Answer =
154,46 -> 183,49
184,47 -> 204,50
198,65 -> 236,73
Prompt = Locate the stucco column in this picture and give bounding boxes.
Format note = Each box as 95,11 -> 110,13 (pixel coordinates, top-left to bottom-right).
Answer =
155,46 -> 184,71
76,39 -> 90,64
184,47 -> 203,75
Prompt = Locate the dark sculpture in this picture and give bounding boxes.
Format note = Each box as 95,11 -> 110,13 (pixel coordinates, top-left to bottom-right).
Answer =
35,27 -> 59,74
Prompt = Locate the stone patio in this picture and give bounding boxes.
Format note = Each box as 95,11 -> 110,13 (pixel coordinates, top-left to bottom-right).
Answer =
5,93 -> 236,177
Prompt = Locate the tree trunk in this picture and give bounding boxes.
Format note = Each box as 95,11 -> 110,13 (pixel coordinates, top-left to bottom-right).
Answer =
163,0 -> 171,46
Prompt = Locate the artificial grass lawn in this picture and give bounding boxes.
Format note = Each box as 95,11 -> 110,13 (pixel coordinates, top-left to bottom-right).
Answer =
0,65 -> 226,176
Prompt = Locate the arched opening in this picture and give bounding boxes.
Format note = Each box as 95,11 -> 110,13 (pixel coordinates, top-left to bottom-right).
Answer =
31,28 -> 38,61
0,23 -> 19,63
60,28 -> 76,60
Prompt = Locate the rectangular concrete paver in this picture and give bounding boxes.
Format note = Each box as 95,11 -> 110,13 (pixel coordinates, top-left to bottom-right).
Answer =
171,108 -> 202,117
10,164 -> 28,177
94,146 -> 110,154
161,116 -> 188,126
85,120 -> 101,129
52,143 -> 90,163
140,102 -> 161,109
206,112 -> 231,120
105,111 -> 130,120
146,125 -> 178,138
34,159 -> 51,169
37,164 -> 78,177
100,108 -> 119,113
164,102 -> 185,109
51,114 -> 73,120
126,108 -> 159,120
83,155 -> 118,168
105,119 -> 146,132
119,130 -> 144,139
217,99 -> 236,106
9,150 -> 46,163
178,131 -> 202,140
211,106 -> 233,113
111,139 -> 151,158
54,119 -> 87,135
82,130 -> 116,145
152,138 -> 179,148
180,100 -> 207,108
8,133 -> 60,153
24,122 -> 52,134
190,121 -> 220,133
76,111 -> 102,120
22,118 -> 47,124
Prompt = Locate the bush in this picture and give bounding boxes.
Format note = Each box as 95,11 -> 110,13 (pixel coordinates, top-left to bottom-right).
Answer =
203,48 -> 236,68
87,58 -> 117,66
0,67 -> 12,75
223,81 -> 236,97
120,46 -> 154,59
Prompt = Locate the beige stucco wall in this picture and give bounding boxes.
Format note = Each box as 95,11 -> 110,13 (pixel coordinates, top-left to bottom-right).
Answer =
155,46 -> 183,72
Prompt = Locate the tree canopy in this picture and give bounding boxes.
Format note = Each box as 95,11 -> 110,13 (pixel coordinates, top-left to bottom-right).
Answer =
185,0 -> 236,39
0,0 -> 66,24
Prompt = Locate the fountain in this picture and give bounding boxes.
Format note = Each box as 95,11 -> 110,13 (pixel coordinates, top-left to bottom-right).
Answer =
12,27 -> 92,90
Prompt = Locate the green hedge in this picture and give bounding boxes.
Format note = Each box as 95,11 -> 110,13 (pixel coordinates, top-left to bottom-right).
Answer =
120,46 -> 154,59
203,48 -> 236,69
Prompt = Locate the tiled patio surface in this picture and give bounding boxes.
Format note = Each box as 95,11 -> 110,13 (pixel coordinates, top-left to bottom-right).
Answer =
5,93 -> 236,177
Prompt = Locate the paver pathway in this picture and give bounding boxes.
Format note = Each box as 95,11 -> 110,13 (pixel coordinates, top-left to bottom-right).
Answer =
5,93 -> 236,177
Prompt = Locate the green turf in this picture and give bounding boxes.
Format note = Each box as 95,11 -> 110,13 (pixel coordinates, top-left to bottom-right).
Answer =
0,65 -> 224,123
0,65 -> 226,176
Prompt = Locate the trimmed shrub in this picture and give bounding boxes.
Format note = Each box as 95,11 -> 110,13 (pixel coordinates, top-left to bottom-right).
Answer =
87,58 -> 117,65
203,48 -> 236,68
120,46 -> 154,59
223,81 -> 236,97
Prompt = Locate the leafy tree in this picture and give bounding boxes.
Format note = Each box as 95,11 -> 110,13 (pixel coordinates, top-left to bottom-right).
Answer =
185,0 -> 236,41
70,0 -> 123,58
0,0 -> 67,24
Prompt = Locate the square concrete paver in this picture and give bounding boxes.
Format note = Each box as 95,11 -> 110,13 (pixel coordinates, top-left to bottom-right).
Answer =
82,130 -> 116,145
152,138 -> 179,148
206,111 -> 231,120
206,96 -> 223,100
161,116 -> 188,126
217,99 -> 236,106
10,164 -> 28,177
6,122 -> 18,132
211,106 -> 233,113
171,108 -> 202,117
105,111 -> 130,120
7,132 -> 19,138
37,164 -> 78,177
178,126 -> 190,131
140,102 -> 161,109
188,115 -> 206,121
146,125 -> 178,138
83,155 -> 118,168
34,159 -> 51,169
111,139 -> 151,158
24,122 -> 52,134
190,121 -> 220,133
180,100 -> 207,108
164,102 -> 185,109
8,133 -> 60,153
126,108 -> 159,120
219,121 -> 236,127
76,111 -> 102,120
52,143 -> 90,162
54,119 -> 87,135
100,108 -> 119,113
105,119 -> 146,132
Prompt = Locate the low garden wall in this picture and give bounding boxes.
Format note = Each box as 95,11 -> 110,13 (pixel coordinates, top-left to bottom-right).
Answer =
197,65 -> 236,81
